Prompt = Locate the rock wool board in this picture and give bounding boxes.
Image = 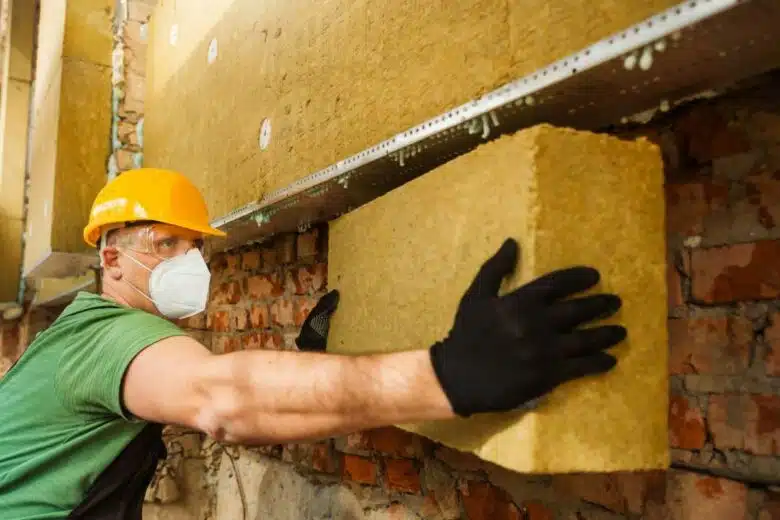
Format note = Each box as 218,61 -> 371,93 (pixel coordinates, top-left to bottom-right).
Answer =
327,124 -> 669,473
144,0 -> 679,220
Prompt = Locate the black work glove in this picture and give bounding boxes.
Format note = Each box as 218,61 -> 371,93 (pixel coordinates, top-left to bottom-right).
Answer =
296,290 -> 340,352
429,238 -> 626,417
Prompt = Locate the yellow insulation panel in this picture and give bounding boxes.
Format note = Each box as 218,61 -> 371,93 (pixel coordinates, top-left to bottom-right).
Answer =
144,0 -> 679,219
327,124 -> 668,473
24,0 -> 112,275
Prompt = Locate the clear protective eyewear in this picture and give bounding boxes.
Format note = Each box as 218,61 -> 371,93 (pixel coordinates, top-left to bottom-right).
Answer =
115,222 -> 205,260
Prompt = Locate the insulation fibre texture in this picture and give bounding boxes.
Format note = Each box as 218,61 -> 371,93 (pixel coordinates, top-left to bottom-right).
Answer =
143,0 -> 679,220
327,124 -> 669,474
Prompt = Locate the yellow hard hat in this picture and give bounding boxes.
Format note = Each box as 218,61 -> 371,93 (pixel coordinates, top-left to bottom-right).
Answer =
83,167 -> 227,247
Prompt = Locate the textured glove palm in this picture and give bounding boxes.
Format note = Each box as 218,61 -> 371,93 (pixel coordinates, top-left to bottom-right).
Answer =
295,290 -> 340,352
429,238 -> 627,417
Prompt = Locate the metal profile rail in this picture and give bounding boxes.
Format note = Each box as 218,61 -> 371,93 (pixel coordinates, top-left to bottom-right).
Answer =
209,0 -> 780,252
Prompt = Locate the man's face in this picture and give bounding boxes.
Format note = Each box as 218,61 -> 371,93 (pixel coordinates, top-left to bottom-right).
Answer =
101,222 -> 206,315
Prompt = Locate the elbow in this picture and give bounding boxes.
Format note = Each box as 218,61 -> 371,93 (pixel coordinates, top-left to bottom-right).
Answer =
193,381 -> 260,445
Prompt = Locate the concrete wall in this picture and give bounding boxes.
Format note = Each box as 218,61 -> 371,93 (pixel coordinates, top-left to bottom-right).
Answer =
143,0 -> 679,220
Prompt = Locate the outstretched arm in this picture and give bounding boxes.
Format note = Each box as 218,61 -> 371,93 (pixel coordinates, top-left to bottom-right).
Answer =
123,238 -> 627,444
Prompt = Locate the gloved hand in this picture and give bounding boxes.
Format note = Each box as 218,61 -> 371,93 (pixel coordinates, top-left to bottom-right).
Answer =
429,238 -> 626,417
295,290 -> 340,352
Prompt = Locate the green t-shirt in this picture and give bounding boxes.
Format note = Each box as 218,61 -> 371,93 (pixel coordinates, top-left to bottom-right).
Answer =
0,292 -> 187,519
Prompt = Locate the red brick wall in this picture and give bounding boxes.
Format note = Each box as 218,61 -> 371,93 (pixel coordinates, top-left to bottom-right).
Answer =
177,75 -> 780,519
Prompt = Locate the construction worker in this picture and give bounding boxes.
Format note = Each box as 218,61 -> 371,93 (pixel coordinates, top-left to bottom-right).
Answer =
0,168 -> 627,518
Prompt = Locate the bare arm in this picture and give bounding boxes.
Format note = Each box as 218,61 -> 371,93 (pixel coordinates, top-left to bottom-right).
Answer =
122,334 -> 454,445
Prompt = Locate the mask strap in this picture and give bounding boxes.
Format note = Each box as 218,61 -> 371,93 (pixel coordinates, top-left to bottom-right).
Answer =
116,249 -> 156,304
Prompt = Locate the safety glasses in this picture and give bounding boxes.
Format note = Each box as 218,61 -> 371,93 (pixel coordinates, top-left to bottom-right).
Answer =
114,222 -> 205,260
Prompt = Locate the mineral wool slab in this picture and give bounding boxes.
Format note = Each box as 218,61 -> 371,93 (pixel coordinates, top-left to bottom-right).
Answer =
327,124 -> 669,473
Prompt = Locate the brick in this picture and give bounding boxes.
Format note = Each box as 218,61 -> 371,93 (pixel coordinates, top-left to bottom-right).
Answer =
554,474 -> 626,513
263,331 -> 284,350
765,313 -> 780,376
759,493 -> 780,520
384,459 -> 420,493
521,501 -> 553,520
668,316 -> 752,375
311,263 -> 327,291
242,250 -> 261,271
270,300 -> 295,327
207,310 -> 230,332
297,229 -> 320,259
370,427 -> 425,459
124,20 -> 147,76
241,332 -> 265,350
674,105 -> 750,164
213,335 -> 239,354
294,299 -> 316,327
690,241 -> 780,303
210,280 -> 242,305
665,181 -> 729,236
232,308 -> 249,331
744,172 -> 780,232
114,148 -> 136,172
668,261 -> 684,310
709,394 -> 780,455
669,394 -> 706,450
249,305 -> 269,329
246,273 -> 283,300
124,71 -> 145,114
116,120 -> 139,147
421,460 -> 460,519
434,446 -> 487,472
646,471 -> 747,520
460,481 -> 521,520
290,266 -> 314,294
176,312 -> 207,330
261,247 -> 278,267
341,455 -> 377,485
334,432 -> 372,455
277,235 -> 296,264
311,442 -> 338,474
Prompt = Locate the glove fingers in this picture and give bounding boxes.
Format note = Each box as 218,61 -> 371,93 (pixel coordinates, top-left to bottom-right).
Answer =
314,289 -> 340,314
551,325 -> 627,358
553,352 -> 617,386
462,239 -> 519,301
545,294 -> 622,330
507,266 -> 601,305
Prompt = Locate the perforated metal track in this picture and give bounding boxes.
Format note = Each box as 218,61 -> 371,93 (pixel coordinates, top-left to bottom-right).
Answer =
208,0 -> 780,253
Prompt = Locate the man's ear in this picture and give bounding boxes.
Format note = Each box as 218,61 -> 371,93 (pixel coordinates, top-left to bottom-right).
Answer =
101,246 -> 123,280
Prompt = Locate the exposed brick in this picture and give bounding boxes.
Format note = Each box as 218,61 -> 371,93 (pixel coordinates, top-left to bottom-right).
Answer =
554,474 -> 626,513
384,459 -> 420,493
114,148 -> 136,171
123,20 -> 147,76
709,394 -> 780,455
434,445 -> 487,472
207,310 -> 230,332
277,235 -> 297,264
123,71 -> 145,114
241,332 -> 265,350
294,299 -> 316,327
369,427 -> 425,459
690,240 -> 780,303
341,455 -> 377,485
116,120 -> 138,147
249,305 -> 269,329
210,280 -> 242,305
460,481 -> 521,520
290,266 -> 315,295
759,493 -> 780,520
232,308 -> 249,331
212,335 -> 239,354
270,300 -> 295,327
297,229 -> 320,259
646,471 -> 747,520
744,172 -> 780,232
242,250 -> 261,271
665,181 -> 729,236
311,263 -> 327,291
669,394 -> 707,450
765,313 -> 780,376
674,105 -> 750,164
521,501 -> 553,520
261,247 -> 278,267
311,442 -> 339,474
668,316 -> 752,374
263,331 -> 284,350
246,273 -> 283,300
177,312 -> 207,330
334,432 -> 372,455
668,262 -> 684,310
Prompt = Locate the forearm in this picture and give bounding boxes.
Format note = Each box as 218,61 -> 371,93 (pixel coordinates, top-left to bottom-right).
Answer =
198,348 -> 454,444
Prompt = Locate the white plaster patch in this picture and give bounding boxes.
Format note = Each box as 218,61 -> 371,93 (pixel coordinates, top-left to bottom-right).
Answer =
169,24 -> 178,46
259,118 -> 272,150
208,38 -> 218,64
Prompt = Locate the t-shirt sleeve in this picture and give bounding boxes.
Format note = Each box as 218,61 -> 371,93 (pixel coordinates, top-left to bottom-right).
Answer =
55,309 -> 188,420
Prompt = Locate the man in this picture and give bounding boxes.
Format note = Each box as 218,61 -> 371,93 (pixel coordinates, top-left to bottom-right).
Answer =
0,168 -> 627,518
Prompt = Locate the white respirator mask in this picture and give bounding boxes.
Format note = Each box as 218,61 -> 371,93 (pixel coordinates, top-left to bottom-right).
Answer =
121,248 -> 211,319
